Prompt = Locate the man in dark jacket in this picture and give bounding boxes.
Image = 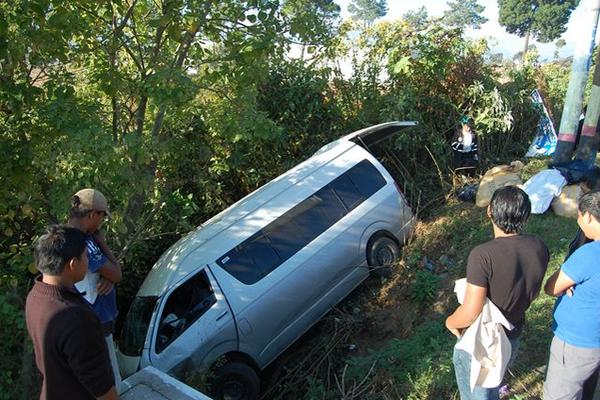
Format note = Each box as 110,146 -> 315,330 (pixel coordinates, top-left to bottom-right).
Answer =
25,225 -> 119,400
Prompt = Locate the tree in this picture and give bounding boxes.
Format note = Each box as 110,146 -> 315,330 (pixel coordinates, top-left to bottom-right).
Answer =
0,2 -> 341,393
348,0 -> 387,27
512,44 -> 538,61
554,38 -> 567,59
442,0 -> 488,29
403,6 -> 429,30
0,0 -> 341,230
498,0 -> 579,56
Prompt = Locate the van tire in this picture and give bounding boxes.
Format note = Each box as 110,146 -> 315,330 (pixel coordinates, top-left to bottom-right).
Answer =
367,235 -> 401,277
214,361 -> 260,400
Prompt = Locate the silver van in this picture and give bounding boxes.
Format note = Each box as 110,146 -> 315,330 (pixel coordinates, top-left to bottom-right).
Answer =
117,121 -> 417,399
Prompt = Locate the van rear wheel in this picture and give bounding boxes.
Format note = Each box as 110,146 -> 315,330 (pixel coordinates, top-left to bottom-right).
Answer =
367,235 -> 401,277
214,362 -> 260,400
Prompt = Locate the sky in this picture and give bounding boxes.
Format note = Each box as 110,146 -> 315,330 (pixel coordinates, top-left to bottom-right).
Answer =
335,0 -> 600,61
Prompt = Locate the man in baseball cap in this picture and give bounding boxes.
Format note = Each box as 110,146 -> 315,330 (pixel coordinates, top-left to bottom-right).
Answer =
69,188 -> 122,391
73,189 -> 112,218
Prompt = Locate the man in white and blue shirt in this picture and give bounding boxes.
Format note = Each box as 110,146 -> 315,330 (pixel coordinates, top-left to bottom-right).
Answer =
69,188 -> 122,390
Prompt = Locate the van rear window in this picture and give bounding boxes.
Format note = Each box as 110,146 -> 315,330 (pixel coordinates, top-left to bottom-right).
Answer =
217,159 -> 386,284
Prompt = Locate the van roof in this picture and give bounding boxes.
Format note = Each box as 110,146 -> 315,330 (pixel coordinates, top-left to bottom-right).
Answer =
138,121 -> 416,296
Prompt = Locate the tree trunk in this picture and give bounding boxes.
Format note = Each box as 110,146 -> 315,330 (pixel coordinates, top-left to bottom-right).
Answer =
553,0 -> 600,164
521,30 -> 530,62
575,45 -> 600,165
124,5 -> 207,233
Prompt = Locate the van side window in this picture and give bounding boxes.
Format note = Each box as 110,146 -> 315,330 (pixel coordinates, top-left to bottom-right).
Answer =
330,174 -> 364,211
218,159 -> 386,285
263,218 -> 303,261
219,245 -> 255,285
245,233 -> 280,277
347,159 -> 387,198
293,188 -> 345,242
155,270 -> 216,353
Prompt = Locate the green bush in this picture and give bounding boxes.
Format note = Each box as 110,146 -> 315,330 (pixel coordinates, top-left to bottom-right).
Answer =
0,293 -> 26,400
411,270 -> 441,306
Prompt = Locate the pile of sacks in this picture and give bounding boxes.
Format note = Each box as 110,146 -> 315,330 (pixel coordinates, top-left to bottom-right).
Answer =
475,160 -> 584,218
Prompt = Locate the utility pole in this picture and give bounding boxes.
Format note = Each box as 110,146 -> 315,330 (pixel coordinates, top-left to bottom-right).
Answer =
575,48 -> 600,165
552,0 -> 600,164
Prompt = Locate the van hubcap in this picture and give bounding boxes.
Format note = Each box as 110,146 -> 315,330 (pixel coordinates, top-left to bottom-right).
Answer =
376,246 -> 395,265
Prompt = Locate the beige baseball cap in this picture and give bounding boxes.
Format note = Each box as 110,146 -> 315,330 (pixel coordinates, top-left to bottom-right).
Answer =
72,188 -> 112,217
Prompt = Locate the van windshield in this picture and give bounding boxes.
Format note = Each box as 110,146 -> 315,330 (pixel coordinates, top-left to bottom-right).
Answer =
119,296 -> 158,357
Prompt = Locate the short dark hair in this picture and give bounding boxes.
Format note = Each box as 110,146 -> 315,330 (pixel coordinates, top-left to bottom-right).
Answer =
489,186 -> 531,234
578,191 -> 600,221
583,167 -> 600,192
68,194 -> 93,219
34,225 -> 87,275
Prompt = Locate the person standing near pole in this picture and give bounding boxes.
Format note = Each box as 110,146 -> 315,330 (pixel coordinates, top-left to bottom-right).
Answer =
543,191 -> 600,400
68,189 -> 122,390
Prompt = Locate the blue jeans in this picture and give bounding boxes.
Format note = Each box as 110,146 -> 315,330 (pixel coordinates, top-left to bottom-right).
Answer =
453,336 -> 520,400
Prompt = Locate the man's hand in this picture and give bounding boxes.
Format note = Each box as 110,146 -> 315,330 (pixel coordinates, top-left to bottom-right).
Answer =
93,229 -> 123,283
545,269 -> 576,297
97,386 -> 120,400
446,323 -> 463,338
97,277 -> 115,295
446,283 -> 487,334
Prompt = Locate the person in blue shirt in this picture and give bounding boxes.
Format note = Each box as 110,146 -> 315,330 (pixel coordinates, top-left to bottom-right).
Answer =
543,190 -> 600,399
563,168 -> 600,399
68,189 -> 122,390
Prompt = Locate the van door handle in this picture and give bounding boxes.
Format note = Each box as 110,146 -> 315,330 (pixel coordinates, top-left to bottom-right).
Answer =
216,311 -> 229,321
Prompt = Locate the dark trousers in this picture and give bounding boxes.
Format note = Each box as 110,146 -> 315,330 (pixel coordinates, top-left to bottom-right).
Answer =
453,151 -> 478,175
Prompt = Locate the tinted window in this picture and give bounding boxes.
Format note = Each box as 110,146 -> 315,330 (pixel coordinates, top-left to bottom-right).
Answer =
264,218 -> 303,260
219,159 -> 386,284
155,270 -> 216,353
293,189 -> 345,243
245,233 -> 281,278
330,174 -> 364,211
347,159 -> 386,197
219,246 -> 255,285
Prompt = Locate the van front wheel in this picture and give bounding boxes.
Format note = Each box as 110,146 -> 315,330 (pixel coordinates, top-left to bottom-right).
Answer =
214,362 -> 260,400
367,235 -> 401,276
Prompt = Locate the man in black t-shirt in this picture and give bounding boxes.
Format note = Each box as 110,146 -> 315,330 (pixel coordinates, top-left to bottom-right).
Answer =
446,186 -> 549,399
